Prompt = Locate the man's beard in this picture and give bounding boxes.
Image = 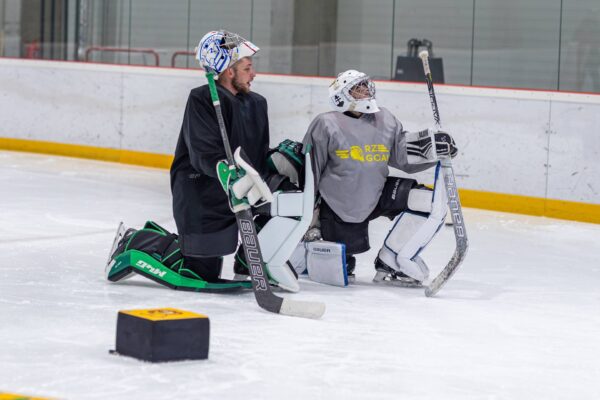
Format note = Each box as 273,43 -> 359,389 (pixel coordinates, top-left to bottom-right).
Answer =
232,74 -> 250,94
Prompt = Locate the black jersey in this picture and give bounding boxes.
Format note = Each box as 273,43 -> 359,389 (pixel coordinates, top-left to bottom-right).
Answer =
170,82 -> 270,257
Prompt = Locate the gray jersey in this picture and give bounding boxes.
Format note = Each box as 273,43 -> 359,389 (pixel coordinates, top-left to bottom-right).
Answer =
302,108 -> 434,223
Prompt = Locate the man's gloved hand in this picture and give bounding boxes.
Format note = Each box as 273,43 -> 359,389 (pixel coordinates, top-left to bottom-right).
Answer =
406,128 -> 458,164
217,147 -> 273,213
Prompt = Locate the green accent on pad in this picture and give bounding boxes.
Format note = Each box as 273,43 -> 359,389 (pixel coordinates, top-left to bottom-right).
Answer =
162,248 -> 181,263
279,140 -> 303,165
216,160 -> 231,192
109,250 -> 252,291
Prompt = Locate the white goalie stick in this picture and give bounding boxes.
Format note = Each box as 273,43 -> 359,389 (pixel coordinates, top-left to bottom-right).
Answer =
205,68 -> 325,318
419,50 -> 469,297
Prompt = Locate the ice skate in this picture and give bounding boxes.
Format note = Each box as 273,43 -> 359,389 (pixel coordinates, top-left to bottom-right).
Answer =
105,222 -> 136,279
232,254 -> 251,281
373,257 -> 423,288
346,255 -> 356,283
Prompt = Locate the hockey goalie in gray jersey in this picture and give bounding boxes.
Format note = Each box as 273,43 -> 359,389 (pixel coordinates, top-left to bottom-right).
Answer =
300,69 -> 458,286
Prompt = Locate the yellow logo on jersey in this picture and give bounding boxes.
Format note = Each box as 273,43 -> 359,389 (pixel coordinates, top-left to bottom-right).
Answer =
350,146 -> 364,161
335,144 -> 389,163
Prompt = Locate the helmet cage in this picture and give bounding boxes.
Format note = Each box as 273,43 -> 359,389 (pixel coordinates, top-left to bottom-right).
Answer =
343,76 -> 376,104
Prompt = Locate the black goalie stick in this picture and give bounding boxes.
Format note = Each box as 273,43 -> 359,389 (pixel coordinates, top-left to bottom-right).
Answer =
418,50 -> 469,297
205,69 -> 325,318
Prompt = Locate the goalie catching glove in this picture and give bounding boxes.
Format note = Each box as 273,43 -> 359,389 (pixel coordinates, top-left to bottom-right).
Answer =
406,129 -> 458,164
217,147 -> 273,213
267,139 -> 305,188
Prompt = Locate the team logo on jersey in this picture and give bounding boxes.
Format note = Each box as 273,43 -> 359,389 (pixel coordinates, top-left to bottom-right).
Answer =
335,144 -> 389,163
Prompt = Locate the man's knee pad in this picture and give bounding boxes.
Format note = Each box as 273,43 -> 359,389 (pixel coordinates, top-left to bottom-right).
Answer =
378,177 -> 418,218
376,164 -> 447,281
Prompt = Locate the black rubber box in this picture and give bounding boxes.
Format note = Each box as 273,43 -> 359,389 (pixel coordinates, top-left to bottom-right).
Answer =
115,308 -> 209,362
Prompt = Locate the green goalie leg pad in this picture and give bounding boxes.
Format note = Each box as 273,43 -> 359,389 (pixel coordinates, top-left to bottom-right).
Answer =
107,250 -> 252,292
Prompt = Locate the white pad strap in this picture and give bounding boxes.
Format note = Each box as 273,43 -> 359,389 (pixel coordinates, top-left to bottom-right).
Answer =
408,188 -> 433,213
377,163 -> 447,281
270,191 -> 304,217
233,147 -> 273,206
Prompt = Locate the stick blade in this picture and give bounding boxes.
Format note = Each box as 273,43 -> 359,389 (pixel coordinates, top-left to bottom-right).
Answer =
279,298 -> 326,319
424,241 -> 468,297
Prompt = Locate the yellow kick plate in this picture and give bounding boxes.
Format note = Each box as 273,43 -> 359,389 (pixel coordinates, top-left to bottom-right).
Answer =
119,308 -> 208,321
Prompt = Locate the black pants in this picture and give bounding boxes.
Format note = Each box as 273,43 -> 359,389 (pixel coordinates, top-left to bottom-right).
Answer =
182,256 -> 224,282
319,177 -> 418,255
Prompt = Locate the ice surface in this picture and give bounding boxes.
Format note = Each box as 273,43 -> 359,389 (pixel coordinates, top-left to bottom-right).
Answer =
1,151 -> 599,400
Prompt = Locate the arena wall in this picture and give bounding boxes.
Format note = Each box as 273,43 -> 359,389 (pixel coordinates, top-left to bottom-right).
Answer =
1,58 -> 599,223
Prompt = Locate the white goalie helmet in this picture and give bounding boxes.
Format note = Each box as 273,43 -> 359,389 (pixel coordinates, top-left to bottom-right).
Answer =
328,69 -> 380,114
196,30 -> 259,73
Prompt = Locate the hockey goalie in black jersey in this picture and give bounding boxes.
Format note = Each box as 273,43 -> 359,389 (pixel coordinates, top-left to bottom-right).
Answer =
298,69 -> 458,287
105,30 -> 314,294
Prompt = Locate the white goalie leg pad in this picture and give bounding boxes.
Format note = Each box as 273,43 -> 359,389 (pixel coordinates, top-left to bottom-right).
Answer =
377,213 -> 431,281
288,242 -> 308,275
258,217 -> 302,292
256,153 -> 315,292
377,163 -> 447,281
306,241 -> 348,287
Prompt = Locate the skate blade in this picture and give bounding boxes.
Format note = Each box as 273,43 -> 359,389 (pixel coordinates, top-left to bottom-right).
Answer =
106,222 -> 126,277
232,273 -> 251,282
372,271 -> 423,288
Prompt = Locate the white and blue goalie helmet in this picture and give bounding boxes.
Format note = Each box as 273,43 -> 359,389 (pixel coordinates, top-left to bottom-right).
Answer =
329,69 -> 380,114
196,30 -> 259,74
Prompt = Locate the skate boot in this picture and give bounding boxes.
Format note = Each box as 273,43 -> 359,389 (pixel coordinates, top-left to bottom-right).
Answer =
233,251 -> 250,281
373,257 -> 424,288
346,255 -> 356,283
112,227 -> 137,260
105,222 -> 137,278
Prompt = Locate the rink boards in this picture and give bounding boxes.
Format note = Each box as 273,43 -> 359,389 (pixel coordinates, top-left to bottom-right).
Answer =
0,58 -> 599,223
